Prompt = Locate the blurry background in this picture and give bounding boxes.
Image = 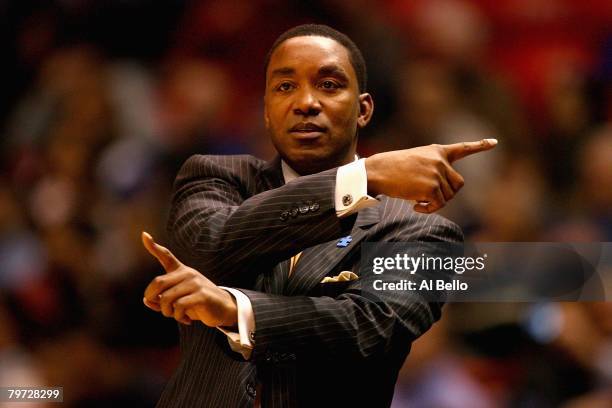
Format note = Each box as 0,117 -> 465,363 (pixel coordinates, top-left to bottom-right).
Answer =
0,0 -> 611,406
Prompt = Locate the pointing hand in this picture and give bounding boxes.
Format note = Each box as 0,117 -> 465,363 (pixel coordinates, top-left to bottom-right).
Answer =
142,232 -> 237,328
365,139 -> 497,213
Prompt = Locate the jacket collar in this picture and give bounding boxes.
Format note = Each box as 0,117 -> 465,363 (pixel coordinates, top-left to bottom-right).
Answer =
260,156 -> 285,190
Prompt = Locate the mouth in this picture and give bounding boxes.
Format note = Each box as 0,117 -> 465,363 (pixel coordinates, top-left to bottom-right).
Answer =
289,123 -> 326,139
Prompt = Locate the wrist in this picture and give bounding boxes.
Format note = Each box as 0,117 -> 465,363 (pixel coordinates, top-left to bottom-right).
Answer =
222,290 -> 238,328
365,155 -> 383,196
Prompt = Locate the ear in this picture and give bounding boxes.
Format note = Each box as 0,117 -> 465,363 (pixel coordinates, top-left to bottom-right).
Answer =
357,93 -> 374,128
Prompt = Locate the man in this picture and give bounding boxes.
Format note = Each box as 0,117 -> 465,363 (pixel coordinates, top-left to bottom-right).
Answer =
142,24 -> 496,407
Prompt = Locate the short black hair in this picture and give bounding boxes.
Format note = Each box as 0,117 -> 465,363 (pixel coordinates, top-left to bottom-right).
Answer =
264,24 -> 367,93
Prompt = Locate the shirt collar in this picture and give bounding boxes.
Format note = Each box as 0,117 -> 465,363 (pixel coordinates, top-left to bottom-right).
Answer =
281,155 -> 359,184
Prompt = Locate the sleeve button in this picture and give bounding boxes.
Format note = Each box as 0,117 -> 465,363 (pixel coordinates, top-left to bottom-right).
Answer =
280,211 -> 289,221
309,202 -> 320,212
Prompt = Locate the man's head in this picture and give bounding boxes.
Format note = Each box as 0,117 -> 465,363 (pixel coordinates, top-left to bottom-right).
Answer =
263,24 -> 374,175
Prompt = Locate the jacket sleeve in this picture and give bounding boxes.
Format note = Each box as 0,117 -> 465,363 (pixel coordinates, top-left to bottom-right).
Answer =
239,222 -> 463,362
167,155 -> 356,286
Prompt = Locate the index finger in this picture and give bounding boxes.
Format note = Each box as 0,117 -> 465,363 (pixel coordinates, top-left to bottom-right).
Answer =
443,138 -> 497,163
141,231 -> 181,272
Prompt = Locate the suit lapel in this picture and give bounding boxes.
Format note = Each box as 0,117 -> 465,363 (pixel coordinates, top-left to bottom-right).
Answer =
255,259 -> 290,295
285,204 -> 381,296
271,260 -> 290,295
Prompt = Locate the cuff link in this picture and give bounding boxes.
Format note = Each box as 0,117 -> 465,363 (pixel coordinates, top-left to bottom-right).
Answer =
249,331 -> 255,342
342,194 -> 353,206
246,382 -> 257,398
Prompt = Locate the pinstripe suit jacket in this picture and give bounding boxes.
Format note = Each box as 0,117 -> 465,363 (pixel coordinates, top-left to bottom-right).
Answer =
156,154 -> 463,408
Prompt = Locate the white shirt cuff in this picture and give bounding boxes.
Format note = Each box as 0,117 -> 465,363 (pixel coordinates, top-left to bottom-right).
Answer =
335,158 -> 379,217
217,287 -> 255,360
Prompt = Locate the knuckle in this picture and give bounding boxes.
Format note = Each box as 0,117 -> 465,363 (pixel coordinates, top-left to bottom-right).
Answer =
187,275 -> 201,287
431,159 -> 444,171
152,276 -> 165,287
197,290 -> 210,305
160,289 -> 170,300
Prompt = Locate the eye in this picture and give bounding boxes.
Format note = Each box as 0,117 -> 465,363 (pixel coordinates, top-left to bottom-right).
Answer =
275,82 -> 295,92
320,80 -> 339,90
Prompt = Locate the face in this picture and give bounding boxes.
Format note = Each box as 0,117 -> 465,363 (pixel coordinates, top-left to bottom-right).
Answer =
264,35 -> 373,175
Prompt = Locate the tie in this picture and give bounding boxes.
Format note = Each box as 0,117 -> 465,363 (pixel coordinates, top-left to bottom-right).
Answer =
288,252 -> 302,277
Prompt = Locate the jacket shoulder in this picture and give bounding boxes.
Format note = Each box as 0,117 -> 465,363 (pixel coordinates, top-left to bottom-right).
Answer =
172,154 -> 276,199
178,154 -> 267,177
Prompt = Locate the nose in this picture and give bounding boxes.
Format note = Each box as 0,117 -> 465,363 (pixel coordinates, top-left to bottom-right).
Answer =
293,86 -> 321,117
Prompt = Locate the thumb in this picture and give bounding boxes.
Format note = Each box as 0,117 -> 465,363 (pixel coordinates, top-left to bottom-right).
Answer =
444,138 -> 497,163
141,231 -> 181,272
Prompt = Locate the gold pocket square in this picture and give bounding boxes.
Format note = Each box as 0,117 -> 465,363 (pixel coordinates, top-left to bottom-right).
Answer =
320,271 -> 359,283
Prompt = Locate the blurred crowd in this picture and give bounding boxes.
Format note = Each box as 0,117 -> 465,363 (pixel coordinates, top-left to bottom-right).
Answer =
0,1 -> 611,406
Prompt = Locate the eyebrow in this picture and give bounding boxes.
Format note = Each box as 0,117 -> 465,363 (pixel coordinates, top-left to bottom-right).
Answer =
270,67 -> 295,78
318,65 -> 349,82
269,64 -> 350,82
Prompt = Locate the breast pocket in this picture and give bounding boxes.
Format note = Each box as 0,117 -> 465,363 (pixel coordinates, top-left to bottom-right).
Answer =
314,272 -> 360,298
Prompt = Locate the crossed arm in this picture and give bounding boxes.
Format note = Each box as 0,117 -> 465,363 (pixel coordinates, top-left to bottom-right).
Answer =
164,139 -> 494,283
142,221 -> 462,361
142,140 -> 493,359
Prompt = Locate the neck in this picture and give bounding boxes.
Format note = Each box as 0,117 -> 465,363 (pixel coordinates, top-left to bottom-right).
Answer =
282,152 -> 358,181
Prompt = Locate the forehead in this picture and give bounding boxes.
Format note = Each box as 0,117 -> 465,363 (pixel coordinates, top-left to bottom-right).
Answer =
266,35 -> 355,79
